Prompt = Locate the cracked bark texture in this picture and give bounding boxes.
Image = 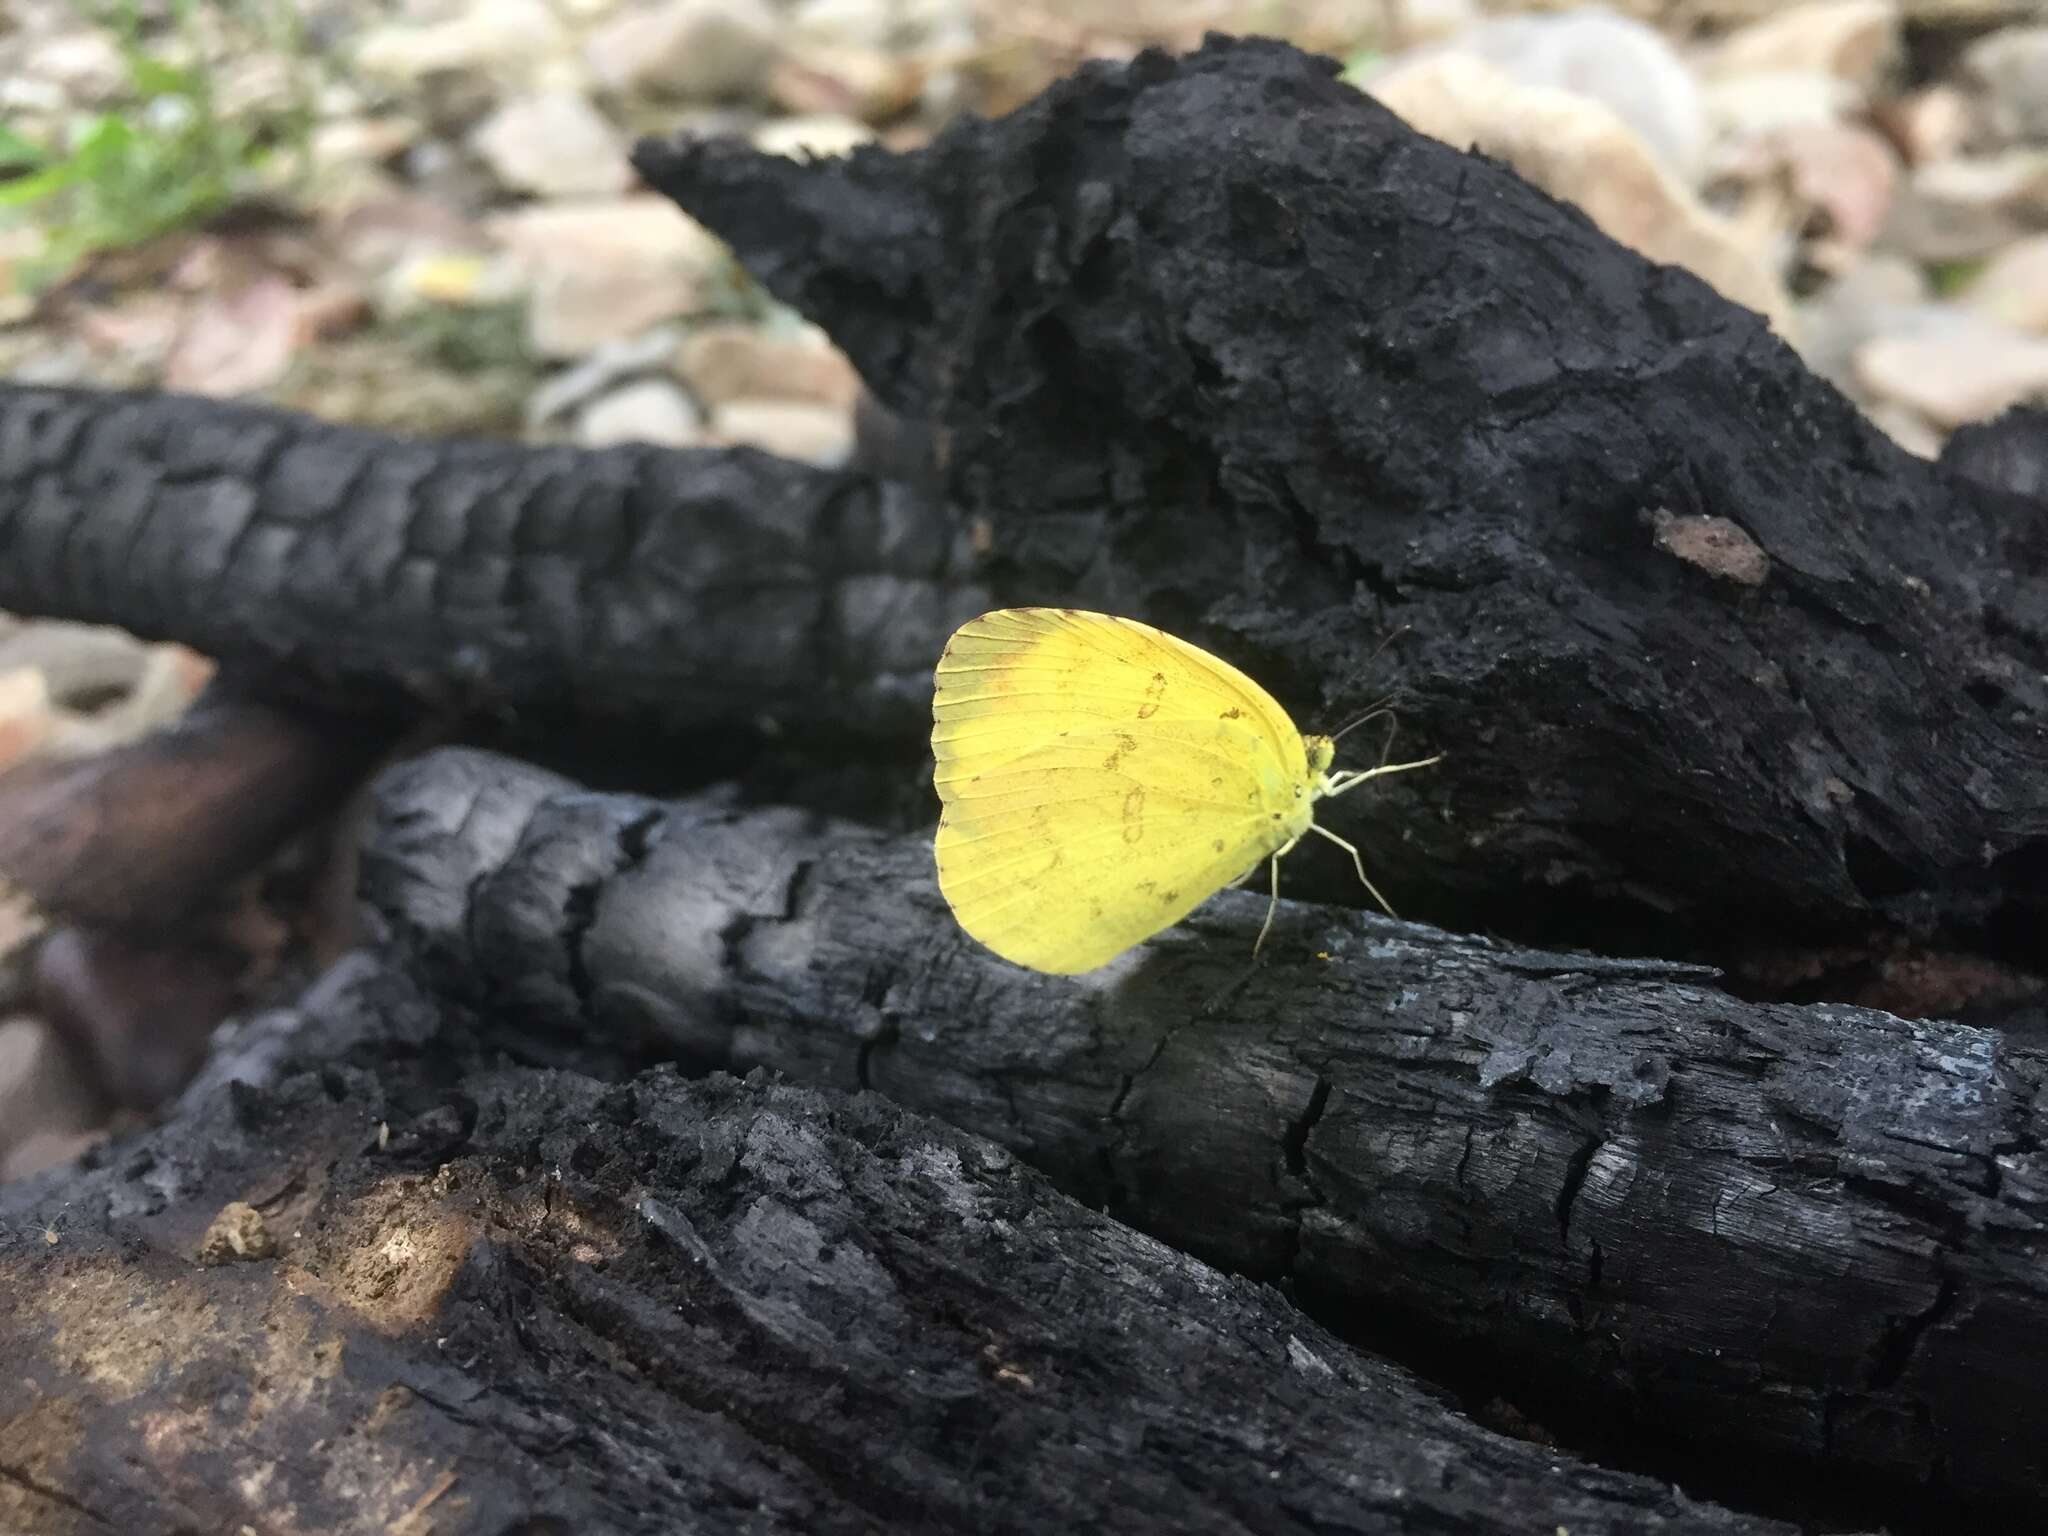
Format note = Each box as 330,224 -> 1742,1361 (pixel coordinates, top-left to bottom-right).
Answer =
0,384 -> 974,748
635,36 -> 2048,956
360,747 -> 2048,1529
0,958 -> 1806,1536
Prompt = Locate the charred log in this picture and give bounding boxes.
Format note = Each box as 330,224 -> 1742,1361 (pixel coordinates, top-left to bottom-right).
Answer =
360,746 -> 2048,1531
0,384 -> 969,757
634,36 -> 2048,960
0,958 -> 1806,1536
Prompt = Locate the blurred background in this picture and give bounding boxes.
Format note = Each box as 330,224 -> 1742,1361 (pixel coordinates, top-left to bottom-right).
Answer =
2,0 -> 2045,1179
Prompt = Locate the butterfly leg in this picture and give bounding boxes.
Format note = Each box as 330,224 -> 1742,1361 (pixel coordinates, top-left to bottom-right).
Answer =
1252,834 -> 1302,958
1308,822 -> 1400,919
1321,753 -> 1443,798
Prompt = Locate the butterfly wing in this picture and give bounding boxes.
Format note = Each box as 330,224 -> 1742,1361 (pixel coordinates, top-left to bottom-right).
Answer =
931,609 -> 1310,973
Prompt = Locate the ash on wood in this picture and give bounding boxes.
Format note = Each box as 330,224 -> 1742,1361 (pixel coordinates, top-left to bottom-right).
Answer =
361,747 -> 2048,1530
635,35 -> 2048,957
0,960 -> 1804,1536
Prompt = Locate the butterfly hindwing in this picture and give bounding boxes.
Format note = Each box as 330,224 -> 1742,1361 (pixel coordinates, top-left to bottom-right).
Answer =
931,609 -> 1311,973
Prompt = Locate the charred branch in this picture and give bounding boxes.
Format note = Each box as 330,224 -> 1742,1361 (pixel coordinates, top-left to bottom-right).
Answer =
0,384 -> 969,752
0,958 -> 1807,1536
635,36 -> 2048,958
360,746 -> 2048,1529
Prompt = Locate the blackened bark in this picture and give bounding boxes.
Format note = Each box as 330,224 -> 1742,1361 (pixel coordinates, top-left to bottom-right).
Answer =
360,746 -> 2048,1530
0,384 -> 970,747
635,36 -> 2048,955
0,958 -> 1807,1536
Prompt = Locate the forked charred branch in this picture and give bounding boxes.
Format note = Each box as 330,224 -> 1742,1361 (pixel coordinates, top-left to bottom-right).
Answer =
635,35 -> 2048,956
361,746 -> 2048,1529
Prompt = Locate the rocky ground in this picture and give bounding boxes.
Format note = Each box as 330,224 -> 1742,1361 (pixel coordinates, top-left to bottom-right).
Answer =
2,0 -> 2046,1177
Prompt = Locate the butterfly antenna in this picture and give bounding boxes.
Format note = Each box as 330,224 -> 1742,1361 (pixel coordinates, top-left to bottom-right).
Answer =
1328,697 -> 1395,744
1325,623 -> 1415,742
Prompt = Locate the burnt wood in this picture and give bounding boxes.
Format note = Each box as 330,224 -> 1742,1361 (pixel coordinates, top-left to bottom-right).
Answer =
0,384 -> 970,750
0,957 -> 1807,1536
360,746 -> 2048,1530
635,35 -> 2048,956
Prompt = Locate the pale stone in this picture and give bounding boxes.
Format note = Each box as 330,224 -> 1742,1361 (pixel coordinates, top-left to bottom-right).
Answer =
767,45 -> 924,123
1373,9 -> 1706,181
310,115 -> 420,174
1367,54 -> 1795,336
0,668 -> 52,774
0,1015 -> 104,1184
1702,70 -> 1860,147
527,326 -> 689,429
355,0 -> 568,89
585,0 -> 781,102
1881,85 -> 1972,166
489,197 -> 726,358
1794,252 -> 1929,382
577,378 -> 705,447
1852,310 -> 2048,428
528,267 -> 702,359
1862,400 -> 1943,458
750,114 -> 877,159
1730,121 -> 1899,249
24,29 -> 125,103
470,92 -> 633,197
677,323 -> 862,407
709,398 -> 855,465
1958,235 -> 2048,333
1882,150 -> 2048,262
1963,25 -> 2048,147
1702,1 -> 1901,93
1389,0 -> 1480,48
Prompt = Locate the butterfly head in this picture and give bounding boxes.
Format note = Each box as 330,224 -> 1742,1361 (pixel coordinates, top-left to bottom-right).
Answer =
1303,734 -> 1337,780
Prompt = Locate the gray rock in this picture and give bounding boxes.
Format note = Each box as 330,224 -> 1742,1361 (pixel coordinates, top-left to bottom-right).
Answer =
1372,9 -> 1706,181
526,326 -> 689,431
1964,25 -> 2048,147
1880,149 -> 2048,261
470,92 -> 633,197
576,378 -> 705,447
708,397 -> 855,465
1958,233 -> 2048,333
586,0 -> 781,102
1851,305 -> 2048,428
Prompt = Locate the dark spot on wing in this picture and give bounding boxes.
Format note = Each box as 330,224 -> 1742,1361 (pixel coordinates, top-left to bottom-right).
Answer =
1137,670 -> 1168,719
1102,731 -> 1140,771
1160,889 -> 1179,904
1212,839 -> 1225,852
1220,706 -> 1242,719
1122,786 -> 1146,843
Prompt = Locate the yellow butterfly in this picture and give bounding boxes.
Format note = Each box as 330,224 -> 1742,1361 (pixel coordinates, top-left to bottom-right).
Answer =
930,608 -> 1439,973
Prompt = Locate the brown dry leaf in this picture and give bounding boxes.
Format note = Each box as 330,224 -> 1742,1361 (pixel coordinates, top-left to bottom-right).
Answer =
166,273 -> 302,397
